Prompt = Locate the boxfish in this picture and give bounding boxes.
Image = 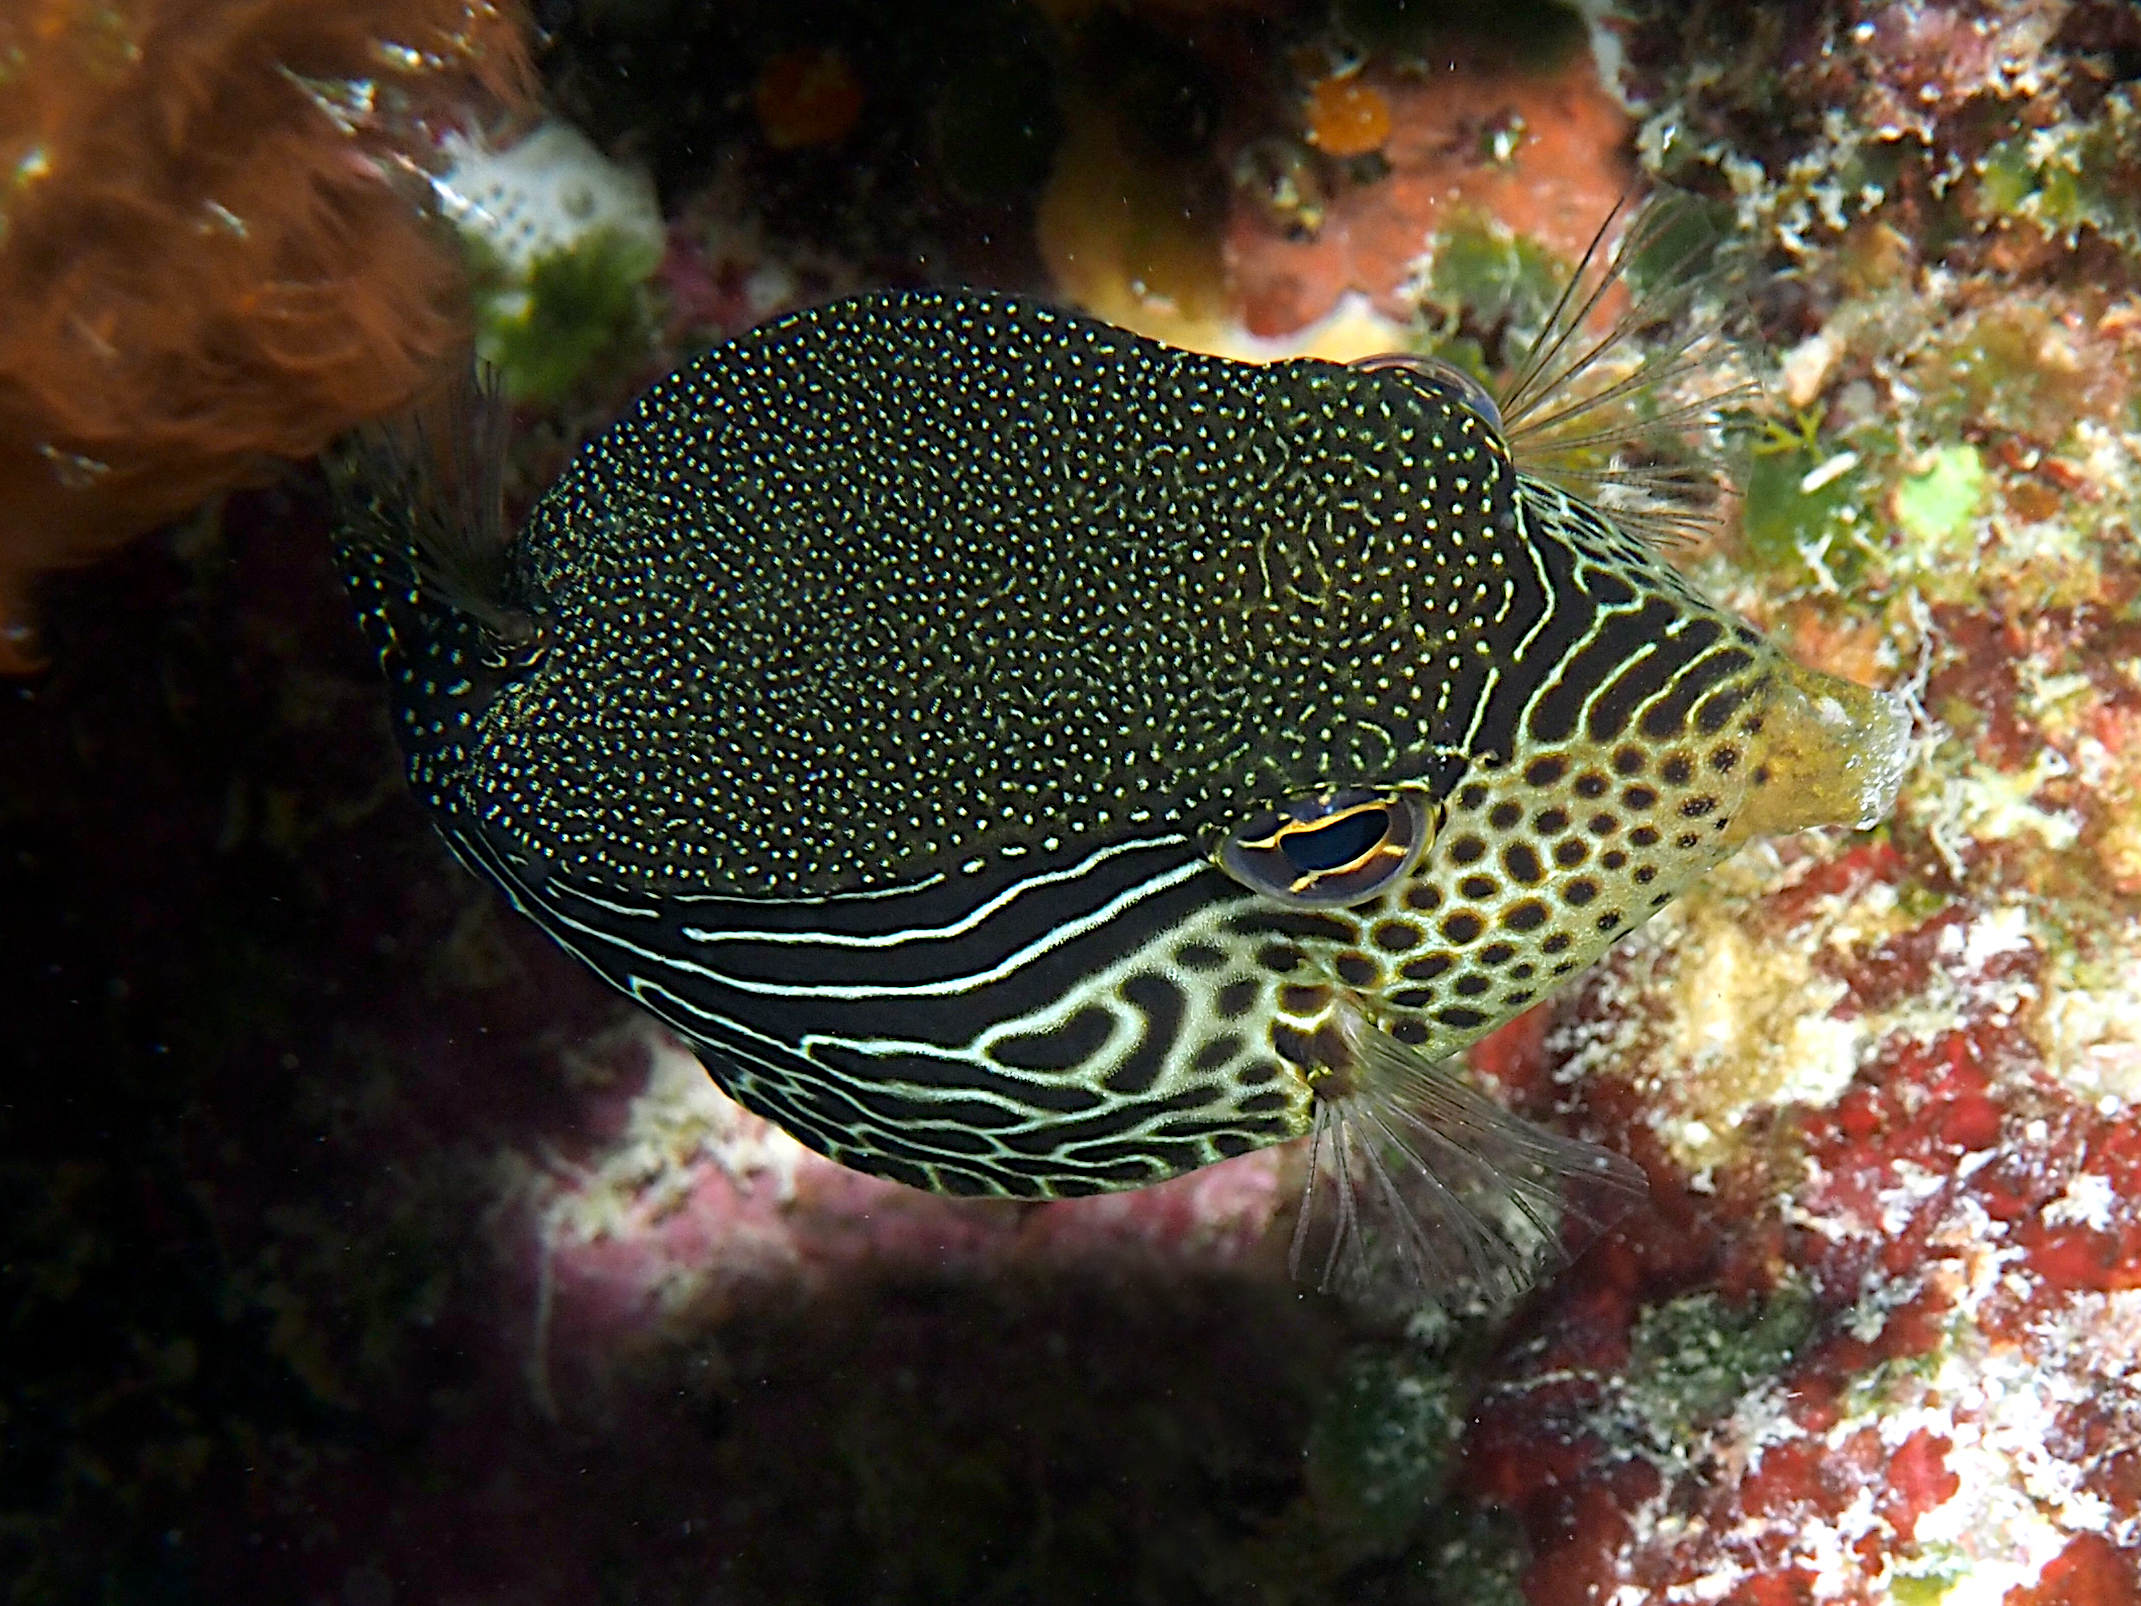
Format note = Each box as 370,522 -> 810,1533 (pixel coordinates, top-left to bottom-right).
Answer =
328,211 -> 1910,1309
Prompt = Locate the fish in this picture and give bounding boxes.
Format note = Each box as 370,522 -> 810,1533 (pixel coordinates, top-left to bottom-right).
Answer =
327,202 -> 1911,1311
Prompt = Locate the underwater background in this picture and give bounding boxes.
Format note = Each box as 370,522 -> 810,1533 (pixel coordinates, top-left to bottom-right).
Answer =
6,0 -> 2141,1601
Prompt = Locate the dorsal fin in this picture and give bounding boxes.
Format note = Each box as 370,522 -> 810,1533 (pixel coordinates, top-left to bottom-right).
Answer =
1357,194 -> 1759,552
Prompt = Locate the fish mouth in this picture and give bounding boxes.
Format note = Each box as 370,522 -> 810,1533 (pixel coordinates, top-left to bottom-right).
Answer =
1723,660 -> 1916,845
1842,687 -> 1914,829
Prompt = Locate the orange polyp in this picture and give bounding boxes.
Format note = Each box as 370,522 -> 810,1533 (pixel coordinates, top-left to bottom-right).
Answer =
754,48 -> 865,151
0,0 -> 535,673
1305,77 -> 1392,159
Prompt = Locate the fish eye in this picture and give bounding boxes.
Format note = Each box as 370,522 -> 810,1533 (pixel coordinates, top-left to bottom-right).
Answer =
1352,353 -> 1504,433
1218,788 -> 1434,908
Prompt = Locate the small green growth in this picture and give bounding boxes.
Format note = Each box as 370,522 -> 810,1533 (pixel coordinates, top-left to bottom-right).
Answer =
1977,137 -> 2037,215
1610,1281 -> 1818,1463
1304,1345 -> 1467,1555
1975,89 -> 2141,256
1895,878 -> 1953,926
1890,1567 -> 1964,1606
1831,140 -> 1908,216
472,228 -> 661,402
1415,211 -> 1570,359
1841,1339 -> 1952,1421
1893,444 -> 1988,549
1741,428 -> 1875,587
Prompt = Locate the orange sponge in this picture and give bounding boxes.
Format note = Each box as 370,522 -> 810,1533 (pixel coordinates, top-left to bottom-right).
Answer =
0,0 -> 531,670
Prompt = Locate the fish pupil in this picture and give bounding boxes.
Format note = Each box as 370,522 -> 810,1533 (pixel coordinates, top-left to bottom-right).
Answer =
1281,809 -> 1388,873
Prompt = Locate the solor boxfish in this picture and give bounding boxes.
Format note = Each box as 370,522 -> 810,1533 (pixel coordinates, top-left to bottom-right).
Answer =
328,203 -> 1911,1311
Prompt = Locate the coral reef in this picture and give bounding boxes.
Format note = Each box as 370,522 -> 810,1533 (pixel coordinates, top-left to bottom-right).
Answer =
0,0 -> 531,671
1393,1 -> 2141,1599
1223,2 -> 1633,341
9,1 -> 2141,1602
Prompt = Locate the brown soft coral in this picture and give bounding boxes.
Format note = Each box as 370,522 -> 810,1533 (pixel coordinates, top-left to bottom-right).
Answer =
0,0 -> 531,670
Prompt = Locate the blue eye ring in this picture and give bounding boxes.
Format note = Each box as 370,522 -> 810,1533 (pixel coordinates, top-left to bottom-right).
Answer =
1352,352 -> 1504,434
1218,788 -> 1435,908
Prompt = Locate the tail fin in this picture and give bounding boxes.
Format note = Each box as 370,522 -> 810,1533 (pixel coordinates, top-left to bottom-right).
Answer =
1291,1014 -> 1647,1319
324,361 -> 536,800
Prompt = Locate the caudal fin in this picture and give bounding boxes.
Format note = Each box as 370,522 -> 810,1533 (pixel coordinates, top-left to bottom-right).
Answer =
324,360 -> 529,643
1291,1016 -> 1648,1318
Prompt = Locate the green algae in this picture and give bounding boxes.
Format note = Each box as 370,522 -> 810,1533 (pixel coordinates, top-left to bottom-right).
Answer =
1608,1282 -> 1817,1465
1975,89 -> 2141,257
1894,444 -> 1989,549
1413,210 -> 1569,357
1303,1345 -> 1467,1555
1890,1565 -> 1966,1605
1741,431 -> 1880,589
471,227 -> 660,403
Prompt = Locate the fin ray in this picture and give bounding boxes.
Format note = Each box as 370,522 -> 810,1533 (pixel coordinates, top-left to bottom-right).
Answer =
325,360 -> 528,641
1289,1017 -> 1647,1316
1499,194 -> 1756,553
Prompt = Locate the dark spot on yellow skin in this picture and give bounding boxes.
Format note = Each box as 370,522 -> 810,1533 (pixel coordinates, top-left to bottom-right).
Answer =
1504,901 -> 1549,931
1334,952 -> 1380,987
